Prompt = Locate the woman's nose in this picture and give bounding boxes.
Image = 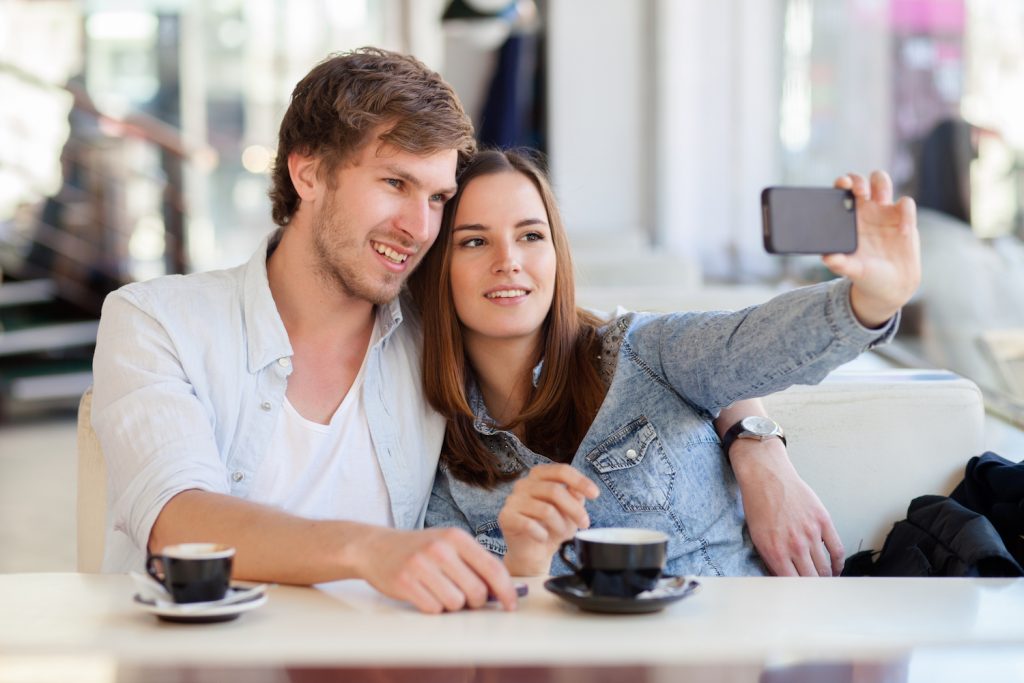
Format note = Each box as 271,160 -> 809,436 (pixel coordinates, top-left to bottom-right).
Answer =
492,244 -> 521,274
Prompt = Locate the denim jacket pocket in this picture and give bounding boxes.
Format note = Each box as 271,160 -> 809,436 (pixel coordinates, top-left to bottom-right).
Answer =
584,417 -> 675,512
474,519 -> 507,556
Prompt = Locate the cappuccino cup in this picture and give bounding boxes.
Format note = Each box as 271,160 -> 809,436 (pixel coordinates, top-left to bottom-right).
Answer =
146,543 -> 235,604
559,528 -> 668,598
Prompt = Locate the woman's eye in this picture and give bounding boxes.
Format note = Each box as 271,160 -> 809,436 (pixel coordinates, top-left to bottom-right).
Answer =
522,231 -> 544,242
460,237 -> 485,248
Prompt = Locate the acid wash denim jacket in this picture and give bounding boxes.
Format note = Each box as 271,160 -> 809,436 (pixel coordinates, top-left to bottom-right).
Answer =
91,230 -> 445,573
426,278 -> 897,577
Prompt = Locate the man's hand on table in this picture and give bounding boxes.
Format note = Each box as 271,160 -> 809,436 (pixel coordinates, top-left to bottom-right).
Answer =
356,527 -> 519,614
730,437 -> 845,577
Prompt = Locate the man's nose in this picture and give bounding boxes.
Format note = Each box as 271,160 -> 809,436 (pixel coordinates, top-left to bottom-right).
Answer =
398,198 -> 431,243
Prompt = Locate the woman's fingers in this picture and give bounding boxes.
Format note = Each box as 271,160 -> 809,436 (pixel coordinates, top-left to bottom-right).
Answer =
520,480 -> 592,528
870,170 -> 893,205
505,495 -> 579,539
501,465 -> 601,545
527,464 -> 600,500
498,506 -> 550,543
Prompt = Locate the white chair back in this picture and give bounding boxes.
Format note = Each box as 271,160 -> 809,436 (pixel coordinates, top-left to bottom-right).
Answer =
765,370 -> 985,555
76,388 -> 106,572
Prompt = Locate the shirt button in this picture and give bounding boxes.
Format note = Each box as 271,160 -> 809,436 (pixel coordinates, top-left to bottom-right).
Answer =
260,401 -> 272,411
231,471 -> 244,482
626,449 -> 638,460
277,357 -> 291,368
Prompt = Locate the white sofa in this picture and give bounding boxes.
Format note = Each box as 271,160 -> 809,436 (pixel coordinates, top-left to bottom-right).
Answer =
764,369 -> 985,555
77,370 -> 985,572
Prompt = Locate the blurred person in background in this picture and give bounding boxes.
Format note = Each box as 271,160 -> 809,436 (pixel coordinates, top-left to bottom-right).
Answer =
912,117 -> 1024,397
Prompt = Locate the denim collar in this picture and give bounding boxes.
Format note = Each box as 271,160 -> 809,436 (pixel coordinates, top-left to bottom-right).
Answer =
468,357 -> 545,436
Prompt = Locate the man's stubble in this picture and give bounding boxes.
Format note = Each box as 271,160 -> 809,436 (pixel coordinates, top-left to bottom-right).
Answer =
310,193 -> 408,306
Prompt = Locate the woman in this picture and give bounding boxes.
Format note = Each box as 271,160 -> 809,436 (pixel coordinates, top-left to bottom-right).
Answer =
411,149 -> 918,578
912,118 -> 1024,397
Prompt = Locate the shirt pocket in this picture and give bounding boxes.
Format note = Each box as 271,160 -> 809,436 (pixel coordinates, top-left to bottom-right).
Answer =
584,416 -> 675,512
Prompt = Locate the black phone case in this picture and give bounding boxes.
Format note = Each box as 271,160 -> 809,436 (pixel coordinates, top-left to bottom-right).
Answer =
762,187 -> 858,254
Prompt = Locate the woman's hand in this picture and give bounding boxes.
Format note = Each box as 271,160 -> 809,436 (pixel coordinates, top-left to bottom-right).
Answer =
825,170 -> 920,328
730,437 -> 844,576
498,464 -> 600,576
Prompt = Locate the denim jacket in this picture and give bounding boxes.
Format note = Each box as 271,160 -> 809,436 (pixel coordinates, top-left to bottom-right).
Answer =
92,231 -> 445,572
425,279 -> 897,577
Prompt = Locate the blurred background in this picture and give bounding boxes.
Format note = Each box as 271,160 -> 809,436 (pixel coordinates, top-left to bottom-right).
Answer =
2,0 -> 1024,569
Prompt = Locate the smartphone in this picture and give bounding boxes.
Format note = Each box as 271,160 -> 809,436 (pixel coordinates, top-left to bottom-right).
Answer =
486,582 -> 529,604
761,187 -> 858,254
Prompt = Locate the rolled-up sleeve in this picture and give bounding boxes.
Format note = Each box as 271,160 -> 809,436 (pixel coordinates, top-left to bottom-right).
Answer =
92,288 -> 231,554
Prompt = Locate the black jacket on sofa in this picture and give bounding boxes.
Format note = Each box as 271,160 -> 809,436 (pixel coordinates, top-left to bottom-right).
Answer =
842,494 -> 1023,577
950,451 -> 1024,566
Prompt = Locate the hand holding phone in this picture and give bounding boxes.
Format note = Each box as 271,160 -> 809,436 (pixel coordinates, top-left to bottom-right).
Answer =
762,187 -> 858,255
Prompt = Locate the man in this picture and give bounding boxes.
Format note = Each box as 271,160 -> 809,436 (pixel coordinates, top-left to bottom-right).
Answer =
92,48 -> 517,613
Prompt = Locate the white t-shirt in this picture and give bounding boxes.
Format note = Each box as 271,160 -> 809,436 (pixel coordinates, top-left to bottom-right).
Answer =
249,325 -> 394,526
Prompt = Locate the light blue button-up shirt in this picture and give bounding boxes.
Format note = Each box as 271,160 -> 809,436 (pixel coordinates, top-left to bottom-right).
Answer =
92,231 -> 445,572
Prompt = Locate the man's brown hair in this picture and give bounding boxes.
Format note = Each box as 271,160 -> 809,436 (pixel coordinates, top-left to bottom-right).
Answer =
269,47 -> 476,226
409,149 -> 609,488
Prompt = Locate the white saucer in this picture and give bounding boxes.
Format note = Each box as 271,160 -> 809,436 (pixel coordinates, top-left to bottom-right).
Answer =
133,585 -> 268,623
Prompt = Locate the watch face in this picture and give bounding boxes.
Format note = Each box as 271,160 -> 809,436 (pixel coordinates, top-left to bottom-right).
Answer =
742,416 -> 778,437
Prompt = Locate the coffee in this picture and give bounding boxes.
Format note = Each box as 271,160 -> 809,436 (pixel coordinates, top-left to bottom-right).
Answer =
559,528 -> 668,598
146,543 -> 235,604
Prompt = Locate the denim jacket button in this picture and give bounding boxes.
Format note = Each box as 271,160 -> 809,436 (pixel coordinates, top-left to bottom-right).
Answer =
626,448 -> 638,460
231,471 -> 244,482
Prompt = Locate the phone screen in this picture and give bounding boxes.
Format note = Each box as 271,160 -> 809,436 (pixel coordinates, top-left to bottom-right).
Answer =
762,187 -> 857,254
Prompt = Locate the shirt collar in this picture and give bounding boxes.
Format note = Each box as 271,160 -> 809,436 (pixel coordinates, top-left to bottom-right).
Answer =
243,230 -> 293,374
241,229 -> 407,373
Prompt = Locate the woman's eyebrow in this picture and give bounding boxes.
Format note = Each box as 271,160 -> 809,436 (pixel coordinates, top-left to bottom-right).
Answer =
453,218 -> 548,232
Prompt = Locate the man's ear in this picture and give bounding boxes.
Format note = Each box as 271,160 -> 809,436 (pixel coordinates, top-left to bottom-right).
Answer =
288,153 -> 321,202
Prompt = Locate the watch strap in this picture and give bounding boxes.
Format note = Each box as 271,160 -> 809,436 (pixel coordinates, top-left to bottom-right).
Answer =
721,417 -> 787,456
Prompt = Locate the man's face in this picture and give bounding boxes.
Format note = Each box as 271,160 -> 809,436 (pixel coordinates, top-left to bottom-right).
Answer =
310,138 -> 458,305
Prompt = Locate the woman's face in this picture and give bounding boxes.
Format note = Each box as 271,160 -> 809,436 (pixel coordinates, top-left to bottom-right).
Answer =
448,171 -> 557,351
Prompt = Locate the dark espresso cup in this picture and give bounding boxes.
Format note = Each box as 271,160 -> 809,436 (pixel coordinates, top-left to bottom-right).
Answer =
146,543 -> 235,604
558,528 -> 668,598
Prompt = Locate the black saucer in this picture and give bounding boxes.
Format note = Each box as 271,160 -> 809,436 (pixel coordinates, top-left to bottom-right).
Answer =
544,574 -> 699,614
133,585 -> 268,624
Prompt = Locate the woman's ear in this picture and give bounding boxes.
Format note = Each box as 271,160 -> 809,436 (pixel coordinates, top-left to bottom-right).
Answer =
288,153 -> 321,203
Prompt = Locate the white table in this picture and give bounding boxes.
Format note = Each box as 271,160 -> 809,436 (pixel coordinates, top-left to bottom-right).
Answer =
1,573 -> 1023,679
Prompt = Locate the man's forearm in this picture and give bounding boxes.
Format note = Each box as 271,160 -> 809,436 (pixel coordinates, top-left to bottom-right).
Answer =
150,489 -> 383,585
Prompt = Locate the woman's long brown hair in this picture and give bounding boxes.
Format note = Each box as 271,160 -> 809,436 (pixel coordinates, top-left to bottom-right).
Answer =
409,149 -> 608,488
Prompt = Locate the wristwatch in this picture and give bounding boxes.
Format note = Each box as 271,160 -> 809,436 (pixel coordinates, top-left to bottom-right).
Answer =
721,416 -> 787,456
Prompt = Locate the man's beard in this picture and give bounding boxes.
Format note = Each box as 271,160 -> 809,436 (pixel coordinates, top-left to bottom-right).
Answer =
310,199 -> 407,306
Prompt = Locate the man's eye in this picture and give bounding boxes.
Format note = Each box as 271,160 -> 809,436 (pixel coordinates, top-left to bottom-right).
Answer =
385,178 -> 402,189
430,193 -> 447,203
